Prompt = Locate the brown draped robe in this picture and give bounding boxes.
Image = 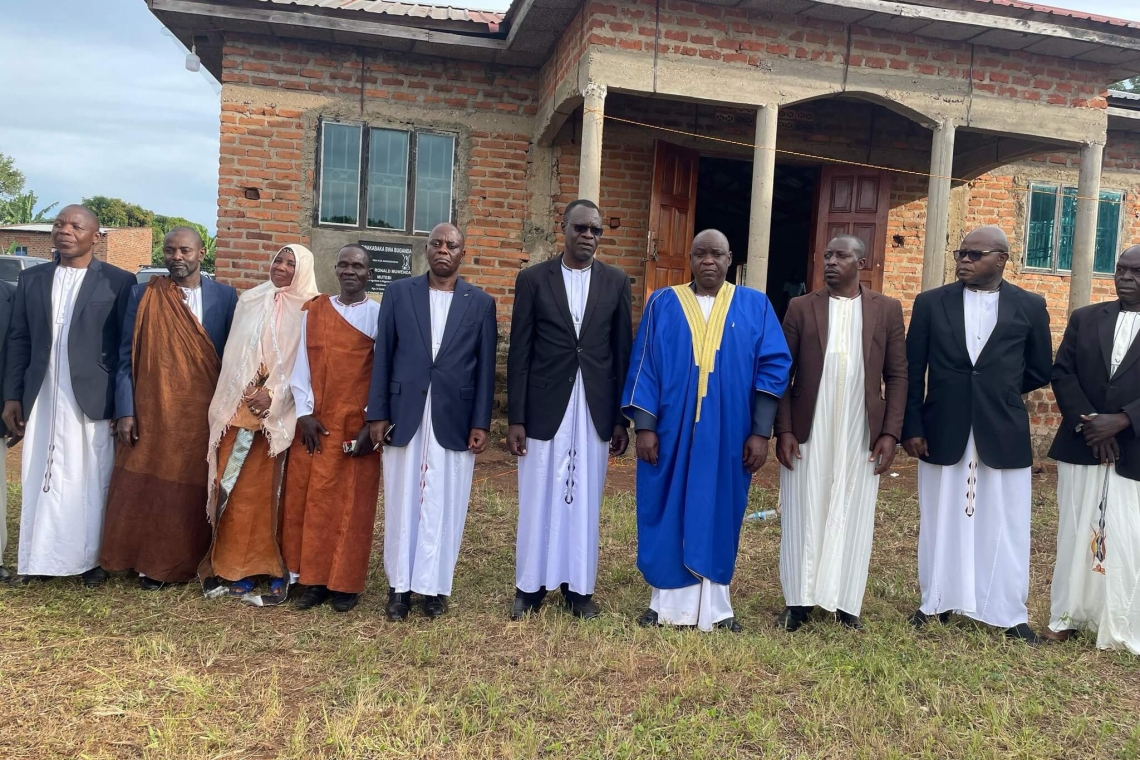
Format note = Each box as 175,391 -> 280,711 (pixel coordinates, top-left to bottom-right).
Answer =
99,277 -> 221,583
281,295 -> 382,594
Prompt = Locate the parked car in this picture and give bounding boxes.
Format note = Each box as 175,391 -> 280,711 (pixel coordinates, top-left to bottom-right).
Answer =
135,267 -> 215,284
0,254 -> 47,286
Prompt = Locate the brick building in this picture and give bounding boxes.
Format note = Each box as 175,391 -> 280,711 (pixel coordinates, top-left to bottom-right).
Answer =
149,0 -> 1140,451
0,224 -> 154,271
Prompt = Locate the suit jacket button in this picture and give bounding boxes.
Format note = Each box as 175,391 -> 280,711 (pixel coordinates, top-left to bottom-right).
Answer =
422,390 -> 428,396
972,371 -> 979,376
569,377 -> 574,383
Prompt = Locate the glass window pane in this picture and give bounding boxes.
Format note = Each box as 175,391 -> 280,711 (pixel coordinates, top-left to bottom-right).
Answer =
1094,191 -> 1123,275
319,123 -> 361,225
1057,187 -> 1078,272
367,129 -> 409,230
1025,185 -> 1058,270
414,133 -> 455,233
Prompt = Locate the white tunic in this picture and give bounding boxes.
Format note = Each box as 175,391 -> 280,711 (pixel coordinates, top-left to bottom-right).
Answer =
382,288 -> 475,597
648,293 -> 734,631
180,285 -> 203,325
1050,310 -> 1140,652
779,295 -> 879,616
516,263 -> 611,596
18,266 -> 115,577
290,297 -> 380,417
917,287 -> 1032,628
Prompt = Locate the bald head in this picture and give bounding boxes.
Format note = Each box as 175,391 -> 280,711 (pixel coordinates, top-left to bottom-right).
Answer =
955,225 -> 1010,290
962,225 -> 1010,253
52,205 -> 100,263
429,223 -> 465,247
692,229 -> 730,252
1116,245 -> 1140,308
690,228 -> 732,295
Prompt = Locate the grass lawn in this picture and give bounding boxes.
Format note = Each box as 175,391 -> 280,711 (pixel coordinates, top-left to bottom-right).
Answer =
1,452 -> 1139,759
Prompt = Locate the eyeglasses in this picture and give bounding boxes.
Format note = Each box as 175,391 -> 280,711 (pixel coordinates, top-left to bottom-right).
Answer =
570,223 -> 604,236
952,249 -> 1004,262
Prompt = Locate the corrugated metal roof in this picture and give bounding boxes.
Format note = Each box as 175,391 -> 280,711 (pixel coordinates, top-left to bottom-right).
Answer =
965,0 -> 1140,33
1,224 -> 117,233
254,0 -> 504,31
1109,88 -> 1140,100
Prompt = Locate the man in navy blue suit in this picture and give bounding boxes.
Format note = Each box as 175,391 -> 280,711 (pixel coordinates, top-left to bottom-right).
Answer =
367,222 -> 497,620
99,226 -> 238,590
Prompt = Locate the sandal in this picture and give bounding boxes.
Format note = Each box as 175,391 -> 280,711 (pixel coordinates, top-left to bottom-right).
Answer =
228,577 -> 256,597
240,577 -> 289,608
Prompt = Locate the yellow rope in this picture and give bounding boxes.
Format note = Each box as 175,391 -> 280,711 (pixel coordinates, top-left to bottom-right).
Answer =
584,108 -> 1126,207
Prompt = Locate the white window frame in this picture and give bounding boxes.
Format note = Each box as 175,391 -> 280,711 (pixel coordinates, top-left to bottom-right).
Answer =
411,131 -> 457,235
317,120 -> 364,229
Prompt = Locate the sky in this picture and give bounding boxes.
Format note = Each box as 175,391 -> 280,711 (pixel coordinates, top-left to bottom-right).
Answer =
0,0 -> 1137,235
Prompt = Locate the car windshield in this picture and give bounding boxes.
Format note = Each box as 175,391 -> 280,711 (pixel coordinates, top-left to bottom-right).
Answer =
0,260 -> 23,283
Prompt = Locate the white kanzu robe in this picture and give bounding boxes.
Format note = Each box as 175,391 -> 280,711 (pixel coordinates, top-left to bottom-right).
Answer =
917,288 -> 1032,628
1050,310 -> 1140,652
779,295 -> 879,616
383,288 -> 475,597
648,294 -> 734,631
516,264 -> 611,596
18,266 -> 115,577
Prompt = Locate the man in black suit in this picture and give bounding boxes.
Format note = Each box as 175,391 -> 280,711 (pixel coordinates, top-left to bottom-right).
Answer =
367,223 -> 497,621
1043,244 -> 1140,650
506,199 -> 633,620
0,278 -> 15,582
902,225 -> 1052,644
2,205 -> 136,587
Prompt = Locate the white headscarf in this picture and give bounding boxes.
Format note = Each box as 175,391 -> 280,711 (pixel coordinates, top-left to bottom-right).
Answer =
206,244 -> 319,499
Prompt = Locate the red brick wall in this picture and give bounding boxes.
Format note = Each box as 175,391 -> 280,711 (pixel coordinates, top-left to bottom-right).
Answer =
0,227 -> 152,271
216,35 -> 539,304
102,228 -> 153,271
577,0 -> 1112,109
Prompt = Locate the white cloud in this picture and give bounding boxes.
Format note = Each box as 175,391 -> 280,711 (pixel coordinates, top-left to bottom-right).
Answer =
0,0 -> 220,231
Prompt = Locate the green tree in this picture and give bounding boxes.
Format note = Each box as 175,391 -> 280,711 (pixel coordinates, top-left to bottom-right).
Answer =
0,191 -> 58,224
82,196 -> 155,228
1114,76 -> 1140,91
151,215 -> 215,273
0,152 -> 25,199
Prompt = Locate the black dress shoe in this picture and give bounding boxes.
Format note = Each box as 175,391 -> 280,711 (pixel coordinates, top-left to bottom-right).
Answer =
386,588 -> 411,621
836,610 -> 863,630
1004,623 -> 1041,646
295,585 -> 331,610
139,576 -> 164,591
0,566 -> 10,583
638,608 -> 659,627
330,592 -> 359,612
81,567 -> 107,588
715,617 -> 743,633
423,595 -> 448,619
510,588 -> 545,620
908,609 -> 951,628
561,587 -> 601,620
776,606 -> 809,632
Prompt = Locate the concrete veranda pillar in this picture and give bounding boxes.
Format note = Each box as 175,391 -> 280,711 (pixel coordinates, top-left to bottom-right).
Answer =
578,82 -> 607,204
1068,141 -> 1105,315
922,119 -> 956,292
745,104 -> 778,292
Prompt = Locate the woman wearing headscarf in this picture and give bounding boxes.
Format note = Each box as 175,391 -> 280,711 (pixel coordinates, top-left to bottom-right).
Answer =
199,245 -> 318,605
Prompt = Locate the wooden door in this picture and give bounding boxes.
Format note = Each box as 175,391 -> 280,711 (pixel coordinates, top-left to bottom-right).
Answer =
645,141 -> 698,301
809,167 -> 892,293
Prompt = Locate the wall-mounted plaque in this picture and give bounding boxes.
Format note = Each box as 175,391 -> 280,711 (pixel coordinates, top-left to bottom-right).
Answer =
360,240 -> 413,294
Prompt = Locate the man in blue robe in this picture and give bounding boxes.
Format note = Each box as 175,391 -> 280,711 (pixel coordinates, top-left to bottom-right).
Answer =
622,229 -> 791,632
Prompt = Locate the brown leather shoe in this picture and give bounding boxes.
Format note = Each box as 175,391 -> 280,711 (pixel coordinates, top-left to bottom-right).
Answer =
1039,628 -> 1072,643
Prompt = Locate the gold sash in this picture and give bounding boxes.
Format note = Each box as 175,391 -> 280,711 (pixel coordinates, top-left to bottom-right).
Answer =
670,282 -> 735,423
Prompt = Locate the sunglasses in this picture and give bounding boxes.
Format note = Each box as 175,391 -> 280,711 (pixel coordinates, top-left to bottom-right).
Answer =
570,223 -> 604,236
952,249 -> 1004,262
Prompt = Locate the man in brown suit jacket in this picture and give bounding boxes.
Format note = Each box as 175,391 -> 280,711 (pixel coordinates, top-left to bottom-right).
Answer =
774,235 -> 907,631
